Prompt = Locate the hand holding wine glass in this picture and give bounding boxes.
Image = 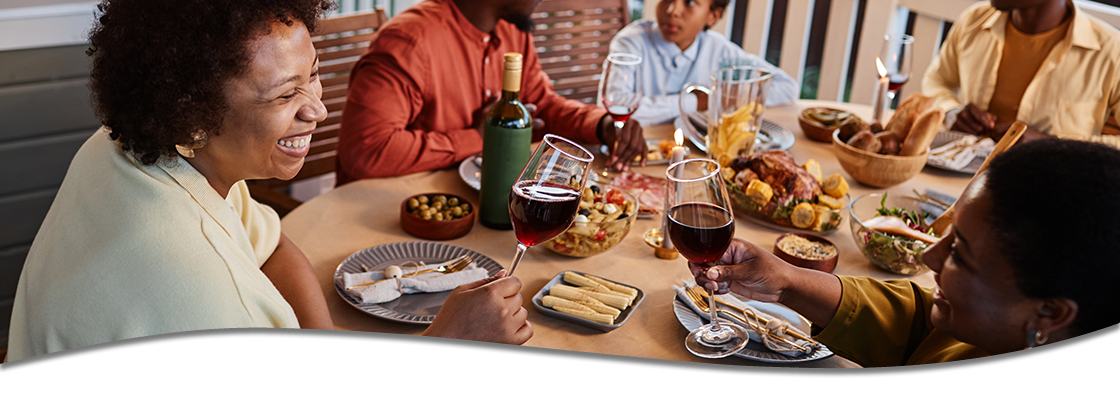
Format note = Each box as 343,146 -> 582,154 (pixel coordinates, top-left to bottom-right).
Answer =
599,53 -> 646,171
505,134 -> 594,276
665,158 -> 749,358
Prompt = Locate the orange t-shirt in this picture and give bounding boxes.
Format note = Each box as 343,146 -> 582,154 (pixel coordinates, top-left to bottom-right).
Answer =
337,0 -> 607,183
988,17 -> 1072,125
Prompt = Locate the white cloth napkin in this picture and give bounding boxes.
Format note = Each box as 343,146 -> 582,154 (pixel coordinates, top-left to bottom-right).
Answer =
929,135 -> 995,170
343,262 -> 489,304
674,281 -> 818,357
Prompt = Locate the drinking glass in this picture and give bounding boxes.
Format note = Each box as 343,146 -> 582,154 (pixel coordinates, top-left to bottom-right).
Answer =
506,134 -> 594,276
665,158 -> 749,358
879,34 -> 914,104
598,53 -> 643,130
679,66 -> 772,167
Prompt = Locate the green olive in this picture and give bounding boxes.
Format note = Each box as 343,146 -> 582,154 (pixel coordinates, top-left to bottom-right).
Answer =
447,197 -> 460,207
408,198 -> 420,209
419,204 -> 429,211
451,207 -> 463,217
433,201 -> 445,211
460,203 -> 471,212
434,213 -> 444,221
417,195 -> 429,204
433,195 -> 447,204
422,212 -> 432,220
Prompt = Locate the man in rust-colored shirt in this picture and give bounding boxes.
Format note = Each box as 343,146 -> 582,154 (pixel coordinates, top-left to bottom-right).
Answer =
337,0 -> 646,183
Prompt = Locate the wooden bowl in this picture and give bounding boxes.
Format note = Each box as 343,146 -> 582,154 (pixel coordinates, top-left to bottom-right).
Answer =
773,233 -> 839,274
400,193 -> 475,240
831,130 -> 927,188
798,107 -> 844,142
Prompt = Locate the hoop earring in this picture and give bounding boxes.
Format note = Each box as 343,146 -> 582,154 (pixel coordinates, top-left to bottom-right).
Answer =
1027,329 -> 1049,348
175,130 -> 208,158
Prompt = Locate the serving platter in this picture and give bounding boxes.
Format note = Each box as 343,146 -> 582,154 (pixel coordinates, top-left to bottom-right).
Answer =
671,289 -> 833,363
674,114 -> 795,153
334,242 -> 503,324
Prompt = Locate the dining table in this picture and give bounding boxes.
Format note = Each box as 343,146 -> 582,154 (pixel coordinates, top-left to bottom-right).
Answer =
280,99 -> 975,368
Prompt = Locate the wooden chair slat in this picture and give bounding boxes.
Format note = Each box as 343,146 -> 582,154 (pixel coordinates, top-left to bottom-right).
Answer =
534,0 -> 624,13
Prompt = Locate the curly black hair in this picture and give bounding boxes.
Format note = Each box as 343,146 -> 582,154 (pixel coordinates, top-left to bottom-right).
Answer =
704,0 -> 731,31
87,0 -> 336,165
985,138 -> 1120,336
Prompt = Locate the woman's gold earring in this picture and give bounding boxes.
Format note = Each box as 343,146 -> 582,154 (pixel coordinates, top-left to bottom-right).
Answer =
1027,329 -> 1049,348
175,130 -> 208,158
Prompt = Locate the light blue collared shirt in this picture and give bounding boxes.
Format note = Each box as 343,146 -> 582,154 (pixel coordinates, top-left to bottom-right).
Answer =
607,19 -> 799,126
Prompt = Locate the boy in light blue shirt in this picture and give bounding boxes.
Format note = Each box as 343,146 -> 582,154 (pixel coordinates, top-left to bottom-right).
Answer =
609,0 -> 798,126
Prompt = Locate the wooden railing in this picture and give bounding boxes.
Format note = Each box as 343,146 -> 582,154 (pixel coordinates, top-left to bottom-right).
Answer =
642,0 -> 1120,105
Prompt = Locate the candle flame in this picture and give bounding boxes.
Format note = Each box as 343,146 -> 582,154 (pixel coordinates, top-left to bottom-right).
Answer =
674,129 -> 683,146
875,57 -> 887,77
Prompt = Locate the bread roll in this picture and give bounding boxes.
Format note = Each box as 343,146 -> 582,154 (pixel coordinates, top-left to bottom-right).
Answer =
886,94 -> 933,141
899,108 -> 945,156
875,131 -> 902,155
847,130 -> 881,153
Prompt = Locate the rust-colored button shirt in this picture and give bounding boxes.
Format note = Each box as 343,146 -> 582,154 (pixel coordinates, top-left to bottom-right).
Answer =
337,0 -> 607,183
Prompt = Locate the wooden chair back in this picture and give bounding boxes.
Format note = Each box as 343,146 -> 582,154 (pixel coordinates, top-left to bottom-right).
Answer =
532,0 -> 631,104
247,9 -> 388,216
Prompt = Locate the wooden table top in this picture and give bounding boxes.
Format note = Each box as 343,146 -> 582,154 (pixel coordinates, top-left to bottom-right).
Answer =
280,100 -> 974,368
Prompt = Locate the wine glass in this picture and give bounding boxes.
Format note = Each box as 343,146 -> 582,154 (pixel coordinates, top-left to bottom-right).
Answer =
665,158 -> 749,358
598,53 -> 643,130
879,34 -> 914,104
506,134 -> 594,276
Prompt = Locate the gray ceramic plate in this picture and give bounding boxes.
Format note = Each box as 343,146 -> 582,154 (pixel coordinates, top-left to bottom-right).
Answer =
925,130 -> 984,174
672,290 -> 833,363
674,116 -> 795,153
532,270 -> 644,332
460,154 -> 598,191
334,242 -> 504,324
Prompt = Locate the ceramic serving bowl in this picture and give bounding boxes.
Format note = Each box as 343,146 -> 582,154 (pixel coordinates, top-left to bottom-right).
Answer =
773,232 -> 840,273
400,193 -> 475,240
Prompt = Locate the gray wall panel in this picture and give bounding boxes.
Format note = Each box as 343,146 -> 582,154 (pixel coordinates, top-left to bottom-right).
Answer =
0,130 -> 90,197
0,78 -> 98,142
0,189 -> 56,249
0,44 -> 90,86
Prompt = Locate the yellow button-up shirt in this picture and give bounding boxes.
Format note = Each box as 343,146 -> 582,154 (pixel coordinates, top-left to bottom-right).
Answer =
922,1 -> 1120,148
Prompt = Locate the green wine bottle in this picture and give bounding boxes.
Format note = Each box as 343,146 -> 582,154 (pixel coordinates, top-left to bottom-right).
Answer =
479,52 -> 532,230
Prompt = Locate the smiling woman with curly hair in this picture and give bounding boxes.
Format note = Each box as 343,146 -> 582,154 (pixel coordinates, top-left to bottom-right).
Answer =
7,0 -> 532,361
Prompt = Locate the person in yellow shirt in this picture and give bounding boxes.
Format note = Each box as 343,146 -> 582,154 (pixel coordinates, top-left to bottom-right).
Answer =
922,0 -> 1120,146
690,139 -> 1120,367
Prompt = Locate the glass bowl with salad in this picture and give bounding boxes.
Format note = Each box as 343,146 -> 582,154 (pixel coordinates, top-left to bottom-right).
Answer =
542,184 -> 639,257
849,193 -> 942,275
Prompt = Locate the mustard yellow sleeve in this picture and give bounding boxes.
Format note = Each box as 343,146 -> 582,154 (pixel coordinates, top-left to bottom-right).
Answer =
812,276 -> 936,367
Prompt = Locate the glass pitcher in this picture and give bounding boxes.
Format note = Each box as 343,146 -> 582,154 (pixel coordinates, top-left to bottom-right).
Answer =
678,66 -> 773,167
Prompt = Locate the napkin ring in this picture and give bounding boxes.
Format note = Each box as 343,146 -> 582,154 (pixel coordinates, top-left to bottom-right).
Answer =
395,261 -> 424,295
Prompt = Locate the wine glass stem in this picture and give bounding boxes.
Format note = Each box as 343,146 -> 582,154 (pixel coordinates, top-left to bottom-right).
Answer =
507,242 -> 528,276
707,286 -> 722,332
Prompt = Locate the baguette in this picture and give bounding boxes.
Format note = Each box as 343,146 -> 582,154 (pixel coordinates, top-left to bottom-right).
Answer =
885,94 -> 933,142
899,108 -> 945,156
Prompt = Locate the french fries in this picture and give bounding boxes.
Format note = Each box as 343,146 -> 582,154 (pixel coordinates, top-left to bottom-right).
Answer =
545,272 -> 639,325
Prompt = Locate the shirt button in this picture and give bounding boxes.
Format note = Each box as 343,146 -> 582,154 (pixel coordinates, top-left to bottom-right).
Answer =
485,57 -> 490,64
485,89 -> 492,97
483,36 -> 490,43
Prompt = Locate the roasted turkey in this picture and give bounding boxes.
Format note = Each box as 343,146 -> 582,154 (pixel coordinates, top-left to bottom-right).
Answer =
728,150 -> 821,205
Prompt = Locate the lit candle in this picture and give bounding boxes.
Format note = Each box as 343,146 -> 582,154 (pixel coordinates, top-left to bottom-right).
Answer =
660,129 -> 687,250
873,57 -> 889,123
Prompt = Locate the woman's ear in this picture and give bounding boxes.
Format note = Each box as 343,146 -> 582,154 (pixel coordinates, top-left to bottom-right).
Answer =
1034,298 -> 1079,342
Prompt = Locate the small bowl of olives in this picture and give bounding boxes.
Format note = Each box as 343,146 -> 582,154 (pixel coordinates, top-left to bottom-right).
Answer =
400,193 -> 475,240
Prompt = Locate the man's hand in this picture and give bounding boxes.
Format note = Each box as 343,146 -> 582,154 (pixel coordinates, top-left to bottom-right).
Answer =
599,116 -> 645,172
688,238 -> 790,303
473,96 -> 544,137
422,270 -> 533,344
992,121 -> 1048,142
951,103 -> 997,136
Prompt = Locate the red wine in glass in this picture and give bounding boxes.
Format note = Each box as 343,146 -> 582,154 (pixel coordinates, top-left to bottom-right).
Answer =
607,104 -> 637,124
667,202 -> 735,263
887,73 -> 909,93
508,180 -> 581,247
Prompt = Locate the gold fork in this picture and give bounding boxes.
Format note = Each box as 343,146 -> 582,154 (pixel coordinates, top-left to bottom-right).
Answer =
686,285 -> 819,347
683,288 -> 809,353
346,254 -> 474,290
